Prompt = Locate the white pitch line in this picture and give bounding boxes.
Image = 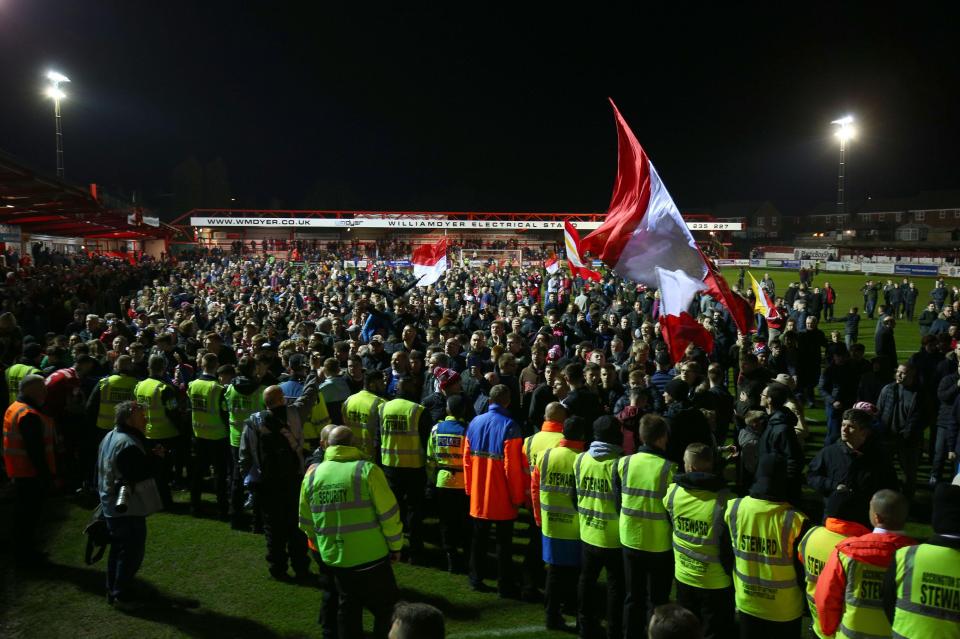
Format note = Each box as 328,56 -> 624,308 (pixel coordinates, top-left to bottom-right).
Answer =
449,624 -> 549,638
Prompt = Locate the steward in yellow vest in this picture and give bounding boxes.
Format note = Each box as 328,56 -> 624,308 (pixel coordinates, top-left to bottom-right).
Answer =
88,355 -> 139,431
133,355 -> 182,508
883,484 -> 960,639
5,343 -> 43,406
531,414 -> 585,633
663,442 -> 735,639
426,395 -> 471,574
574,416 -> 625,639
796,490 -> 871,639
373,377 -> 430,564
341,370 -> 387,459
298,425 -> 402,638
187,353 -> 231,518
618,413 -> 676,638
725,453 -> 809,636
815,489 -> 916,639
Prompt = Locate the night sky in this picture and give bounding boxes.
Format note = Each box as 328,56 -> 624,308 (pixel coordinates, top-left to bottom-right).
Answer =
1,3 -> 957,217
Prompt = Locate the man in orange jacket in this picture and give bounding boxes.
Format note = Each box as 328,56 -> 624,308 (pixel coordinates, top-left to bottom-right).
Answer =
463,384 -> 526,597
815,489 -> 916,638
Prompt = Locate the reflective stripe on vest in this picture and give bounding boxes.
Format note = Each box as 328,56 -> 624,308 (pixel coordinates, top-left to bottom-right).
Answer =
524,430 -> 563,474
343,390 -> 382,459
2,402 -> 56,478
428,418 -> 465,489
798,525 -> 848,639
618,452 -> 673,552
726,496 -> 805,622
664,482 -> 732,589
225,385 -> 265,448
379,398 -> 424,468
302,459 -> 393,567
539,447 -> 580,541
134,379 -> 178,440
188,379 -> 227,440
837,553 -> 894,639
574,452 -> 621,549
96,375 -> 138,430
891,544 -> 960,639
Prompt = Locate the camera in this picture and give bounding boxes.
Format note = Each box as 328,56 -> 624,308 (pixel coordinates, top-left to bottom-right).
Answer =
115,484 -> 130,513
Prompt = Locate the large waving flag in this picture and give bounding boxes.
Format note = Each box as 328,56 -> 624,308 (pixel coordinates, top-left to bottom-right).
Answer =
411,237 -> 448,286
749,271 -> 777,318
563,221 -> 602,281
580,99 -> 707,303
702,251 -> 754,334
656,266 -> 714,361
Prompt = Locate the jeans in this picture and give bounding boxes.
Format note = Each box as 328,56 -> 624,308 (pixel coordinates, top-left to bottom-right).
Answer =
623,548 -> 673,637
676,582 -> 735,639
191,437 -> 230,515
437,488 -> 471,563
13,477 -> 47,556
261,482 -> 309,576
105,515 -> 147,600
930,427 -> 953,483
739,611 -> 800,639
823,402 -> 842,446
545,564 -> 580,622
382,466 -> 426,557
886,437 -> 922,497
148,437 -> 178,508
331,558 -> 398,639
310,550 -> 340,639
469,518 -> 516,593
578,544 -> 625,639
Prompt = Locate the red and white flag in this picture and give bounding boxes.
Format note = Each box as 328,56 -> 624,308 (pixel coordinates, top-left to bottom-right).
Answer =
411,237 -> 448,286
544,254 -> 560,275
581,99 -> 706,307
563,221 -> 601,282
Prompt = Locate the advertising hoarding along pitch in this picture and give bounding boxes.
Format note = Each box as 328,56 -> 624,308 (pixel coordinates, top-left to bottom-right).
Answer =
189,217 -> 742,231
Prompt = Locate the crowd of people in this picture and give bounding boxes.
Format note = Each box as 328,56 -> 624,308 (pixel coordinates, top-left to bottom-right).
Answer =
2,249 -> 960,639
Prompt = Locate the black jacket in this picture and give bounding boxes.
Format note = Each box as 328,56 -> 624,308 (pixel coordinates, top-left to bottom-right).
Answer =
806,435 -> 899,524
758,407 -> 804,500
664,401 -> 714,466
561,387 -> 604,436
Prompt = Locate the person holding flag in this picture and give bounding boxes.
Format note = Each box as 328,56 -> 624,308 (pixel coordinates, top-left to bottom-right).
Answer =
563,221 -> 601,282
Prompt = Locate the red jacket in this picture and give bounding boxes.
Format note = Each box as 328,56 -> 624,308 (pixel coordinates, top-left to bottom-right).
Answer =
815,530 -> 916,635
463,404 -> 526,521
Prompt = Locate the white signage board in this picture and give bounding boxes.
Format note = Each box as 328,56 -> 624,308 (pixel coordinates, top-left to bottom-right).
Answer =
190,217 -> 742,231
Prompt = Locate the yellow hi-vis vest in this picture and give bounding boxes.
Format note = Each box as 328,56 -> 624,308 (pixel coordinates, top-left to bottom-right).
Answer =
6,364 -> 39,405
836,552 -> 897,639
224,384 -> 265,447
343,390 -> 383,459
725,495 -> 806,622
574,451 -> 621,549
524,427 -> 563,473
301,393 -> 331,447
188,378 -> 227,440
378,398 -> 425,468
617,451 -> 674,552
891,544 -> 960,639
663,482 -> 732,589
798,525 -> 848,638
134,378 -> 178,440
539,446 -> 580,541
95,374 -> 138,430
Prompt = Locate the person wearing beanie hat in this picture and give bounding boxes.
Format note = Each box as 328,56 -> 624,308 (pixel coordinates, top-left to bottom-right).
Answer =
882,483 -> 960,636
426,394 -> 471,574
574,415 -> 625,639
807,408 -> 899,525
617,413 -> 676,637
816,490 -> 916,639
724,453 -> 810,637
6,342 -> 44,405
530,414 -> 587,631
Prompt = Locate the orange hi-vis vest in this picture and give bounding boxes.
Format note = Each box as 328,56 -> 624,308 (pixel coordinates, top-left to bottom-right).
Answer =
2,401 -> 56,478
